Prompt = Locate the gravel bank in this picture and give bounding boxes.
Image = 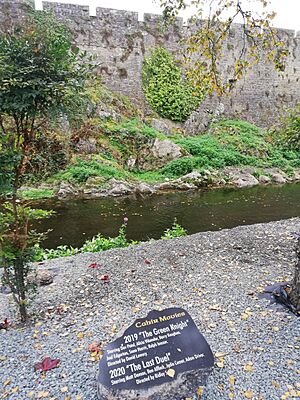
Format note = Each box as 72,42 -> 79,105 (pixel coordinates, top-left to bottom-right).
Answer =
0,218 -> 300,400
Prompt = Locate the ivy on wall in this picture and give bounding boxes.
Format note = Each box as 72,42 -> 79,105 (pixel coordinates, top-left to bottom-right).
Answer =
142,47 -> 205,122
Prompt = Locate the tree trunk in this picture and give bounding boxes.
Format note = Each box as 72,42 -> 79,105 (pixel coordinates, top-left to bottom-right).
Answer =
290,237 -> 300,311
15,256 -> 28,323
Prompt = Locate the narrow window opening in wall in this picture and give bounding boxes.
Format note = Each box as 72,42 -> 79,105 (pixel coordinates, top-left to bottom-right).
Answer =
118,68 -> 128,79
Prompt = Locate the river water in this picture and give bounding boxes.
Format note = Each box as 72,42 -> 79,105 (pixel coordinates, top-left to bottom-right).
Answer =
34,184 -> 300,249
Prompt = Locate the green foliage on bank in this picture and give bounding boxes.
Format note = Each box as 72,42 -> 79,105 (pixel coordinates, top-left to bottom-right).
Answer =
276,103 -> 300,151
162,120 -> 300,178
142,47 -> 205,122
17,116 -> 300,195
53,158 -> 128,184
33,219 -> 187,261
20,188 -> 55,200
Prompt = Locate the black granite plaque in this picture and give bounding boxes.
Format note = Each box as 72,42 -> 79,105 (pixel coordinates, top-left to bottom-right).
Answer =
97,307 -> 214,398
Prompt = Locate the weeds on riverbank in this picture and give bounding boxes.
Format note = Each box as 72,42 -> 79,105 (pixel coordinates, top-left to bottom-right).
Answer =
32,219 -> 187,261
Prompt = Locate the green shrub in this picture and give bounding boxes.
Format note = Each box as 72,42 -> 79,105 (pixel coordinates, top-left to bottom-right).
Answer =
54,159 -> 126,184
162,157 -> 195,177
81,224 -> 131,252
161,219 -> 187,239
105,118 -> 162,139
142,47 -> 205,122
20,188 -> 55,200
276,103 -> 300,151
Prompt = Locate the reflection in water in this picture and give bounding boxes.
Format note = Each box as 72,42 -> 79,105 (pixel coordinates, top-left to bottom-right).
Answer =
33,184 -> 300,249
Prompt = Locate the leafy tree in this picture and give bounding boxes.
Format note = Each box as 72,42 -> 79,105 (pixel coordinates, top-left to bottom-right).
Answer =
280,103 -> 300,151
159,0 -> 289,95
142,47 -> 205,121
0,8 -> 93,321
0,204 -> 53,322
159,0 -> 299,311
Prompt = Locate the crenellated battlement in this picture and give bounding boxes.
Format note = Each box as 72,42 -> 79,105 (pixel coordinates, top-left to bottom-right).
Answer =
0,0 -> 299,128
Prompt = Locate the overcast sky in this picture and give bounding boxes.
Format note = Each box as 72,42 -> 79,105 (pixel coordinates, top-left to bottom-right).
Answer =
35,0 -> 300,31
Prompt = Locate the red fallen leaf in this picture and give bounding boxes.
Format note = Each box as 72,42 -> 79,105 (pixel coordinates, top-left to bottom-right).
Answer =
0,318 -> 9,330
99,274 -> 109,282
88,263 -> 102,269
88,342 -> 101,353
144,259 -> 151,265
34,357 -> 60,372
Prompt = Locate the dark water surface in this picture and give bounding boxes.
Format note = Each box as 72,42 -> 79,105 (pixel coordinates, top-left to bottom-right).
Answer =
34,184 -> 300,249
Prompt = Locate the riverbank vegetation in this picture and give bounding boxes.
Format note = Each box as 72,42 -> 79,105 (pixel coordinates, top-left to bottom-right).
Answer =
32,218 -> 187,261
17,94 -> 300,199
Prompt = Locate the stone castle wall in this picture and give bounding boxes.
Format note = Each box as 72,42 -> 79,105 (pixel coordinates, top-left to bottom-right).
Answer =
0,0 -> 299,129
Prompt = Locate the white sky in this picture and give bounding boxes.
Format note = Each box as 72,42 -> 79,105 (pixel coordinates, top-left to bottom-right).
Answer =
35,0 -> 300,31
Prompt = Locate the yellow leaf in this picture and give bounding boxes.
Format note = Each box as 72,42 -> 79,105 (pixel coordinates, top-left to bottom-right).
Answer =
244,391 -> 254,399
166,368 -> 176,378
3,379 -> 11,387
216,360 -> 224,368
215,352 -> 227,358
272,380 -> 280,389
27,392 -> 35,398
197,386 -> 204,397
37,391 -> 49,398
77,332 -> 84,339
11,387 -> 19,393
60,386 -> 68,393
0,355 -> 7,361
229,375 -> 235,385
244,363 -> 253,372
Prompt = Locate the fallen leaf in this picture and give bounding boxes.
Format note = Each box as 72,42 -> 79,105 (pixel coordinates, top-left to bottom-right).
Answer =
144,259 -> 151,264
244,363 -> 253,372
215,352 -> 228,358
229,375 -> 235,385
0,318 -> 9,330
88,342 -> 101,353
216,360 -> 224,368
209,305 -> 223,311
88,263 -> 102,269
37,391 -> 49,399
11,387 -> 19,393
77,332 -> 85,339
244,390 -> 254,399
3,379 -> 11,387
34,357 -> 60,372
197,386 -> 204,397
99,274 -> 109,282
166,368 -> 176,378
60,387 -> 68,393
272,380 -> 280,389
